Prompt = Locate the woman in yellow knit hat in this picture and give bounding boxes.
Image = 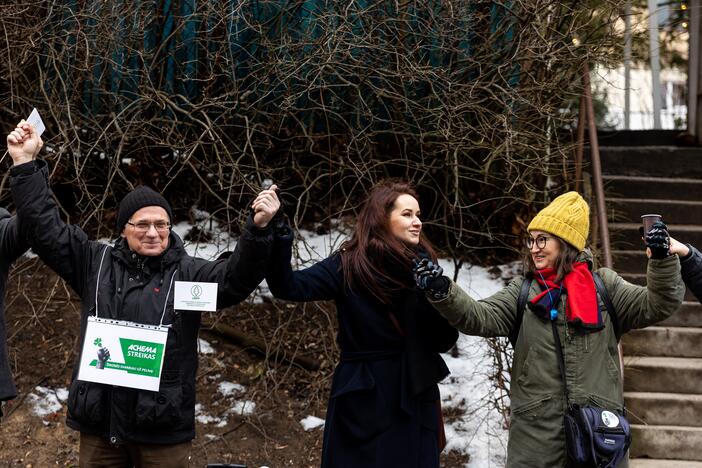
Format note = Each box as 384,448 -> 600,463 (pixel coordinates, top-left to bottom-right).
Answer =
413,191 -> 685,467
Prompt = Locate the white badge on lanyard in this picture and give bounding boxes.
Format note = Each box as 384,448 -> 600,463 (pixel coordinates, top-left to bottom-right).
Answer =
174,281 -> 218,311
78,316 -> 169,391
77,246 -> 176,391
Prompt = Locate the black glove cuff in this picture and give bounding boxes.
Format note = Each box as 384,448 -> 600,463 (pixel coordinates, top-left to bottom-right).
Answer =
426,276 -> 450,300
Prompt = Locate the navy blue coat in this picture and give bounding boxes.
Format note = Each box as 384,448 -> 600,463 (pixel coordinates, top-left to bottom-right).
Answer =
266,228 -> 458,468
681,243 -> 702,302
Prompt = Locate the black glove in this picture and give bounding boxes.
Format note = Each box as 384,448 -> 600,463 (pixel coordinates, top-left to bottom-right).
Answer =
412,258 -> 450,299
96,347 -> 110,369
646,221 -> 670,259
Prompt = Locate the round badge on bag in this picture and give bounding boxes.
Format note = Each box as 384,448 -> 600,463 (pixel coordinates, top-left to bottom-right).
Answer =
601,410 -> 620,428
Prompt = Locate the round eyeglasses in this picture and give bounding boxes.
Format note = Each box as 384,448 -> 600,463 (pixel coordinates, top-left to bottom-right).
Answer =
524,235 -> 554,250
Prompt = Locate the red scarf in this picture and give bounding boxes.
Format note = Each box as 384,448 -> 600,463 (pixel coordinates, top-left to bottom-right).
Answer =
530,262 -> 603,331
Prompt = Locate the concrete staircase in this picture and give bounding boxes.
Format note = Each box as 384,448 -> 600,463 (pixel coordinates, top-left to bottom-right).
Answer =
598,131 -> 702,467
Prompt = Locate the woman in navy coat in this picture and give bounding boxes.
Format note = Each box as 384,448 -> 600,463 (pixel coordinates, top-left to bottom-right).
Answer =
266,181 -> 458,468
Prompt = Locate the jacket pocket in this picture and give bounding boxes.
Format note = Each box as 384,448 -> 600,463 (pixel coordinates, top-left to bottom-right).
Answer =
134,371 -> 184,429
511,395 -> 553,420
330,364 -> 393,441
68,380 -> 106,424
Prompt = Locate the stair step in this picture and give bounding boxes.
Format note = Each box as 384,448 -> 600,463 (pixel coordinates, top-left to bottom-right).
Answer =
660,302 -> 702,327
624,357 -> 702,394
609,222 -> 702,251
630,424 -> 702,460
597,129 -> 682,146
600,146 -> 702,177
604,175 -> 702,201
630,459 -> 702,467
625,392 -> 702,427
611,249 -> 647,272
622,327 -> 702,358
606,197 -> 702,225
620,272 -> 696,302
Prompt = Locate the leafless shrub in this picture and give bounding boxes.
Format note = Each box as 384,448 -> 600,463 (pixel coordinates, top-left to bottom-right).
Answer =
0,0 -> 627,429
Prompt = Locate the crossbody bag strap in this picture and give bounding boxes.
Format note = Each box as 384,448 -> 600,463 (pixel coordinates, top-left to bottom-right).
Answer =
592,271 -> 620,340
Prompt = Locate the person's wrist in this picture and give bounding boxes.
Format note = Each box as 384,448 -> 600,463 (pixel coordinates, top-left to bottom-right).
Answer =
678,244 -> 691,258
12,156 -> 33,166
254,218 -> 270,228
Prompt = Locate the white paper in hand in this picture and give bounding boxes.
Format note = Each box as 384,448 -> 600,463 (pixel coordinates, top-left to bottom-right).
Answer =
26,108 -> 46,137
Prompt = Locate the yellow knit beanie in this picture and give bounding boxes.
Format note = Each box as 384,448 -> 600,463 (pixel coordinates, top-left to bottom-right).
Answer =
527,192 -> 590,251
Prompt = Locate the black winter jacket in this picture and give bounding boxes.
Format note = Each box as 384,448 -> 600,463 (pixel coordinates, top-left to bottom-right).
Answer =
681,243 -> 702,302
0,209 -> 29,402
10,160 -> 273,445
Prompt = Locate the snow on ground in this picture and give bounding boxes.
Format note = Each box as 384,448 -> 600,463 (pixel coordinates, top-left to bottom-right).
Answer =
437,260 -> 511,467
217,381 -> 246,398
300,415 -> 326,431
195,380 -> 256,426
25,212 -> 512,466
27,386 -> 69,419
198,338 -> 215,354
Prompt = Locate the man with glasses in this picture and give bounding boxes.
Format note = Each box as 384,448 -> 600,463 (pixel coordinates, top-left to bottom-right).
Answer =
7,122 -> 279,466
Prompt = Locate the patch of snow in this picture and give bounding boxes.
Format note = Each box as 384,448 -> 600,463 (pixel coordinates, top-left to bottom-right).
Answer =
227,400 -> 256,416
198,338 -> 215,354
27,386 -> 67,418
195,403 -> 224,425
300,415 -> 325,431
195,413 -> 222,425
217,381 -> 245,398
56,388 -> 69,402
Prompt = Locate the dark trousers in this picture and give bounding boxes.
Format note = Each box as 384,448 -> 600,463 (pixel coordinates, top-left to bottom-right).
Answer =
79,433 -> 191,468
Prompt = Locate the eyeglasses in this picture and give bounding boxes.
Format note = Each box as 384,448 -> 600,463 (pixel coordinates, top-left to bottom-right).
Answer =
524,235 -> 554,250
126,221 -> 171,233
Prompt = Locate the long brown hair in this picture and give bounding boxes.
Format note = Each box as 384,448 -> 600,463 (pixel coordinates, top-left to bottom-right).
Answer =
523,235 -> 581,282
340,180 -> 436,304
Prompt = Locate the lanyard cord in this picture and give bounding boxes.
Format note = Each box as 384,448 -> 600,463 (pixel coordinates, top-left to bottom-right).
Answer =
159,269 -> 178,327
536,271 -> 570,402
94,246 -> 109,318
93,244 -> 177,328
536,270 -> 563,321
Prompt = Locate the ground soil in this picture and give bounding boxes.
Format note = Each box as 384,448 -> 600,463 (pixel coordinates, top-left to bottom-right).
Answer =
0,258 -> 470,467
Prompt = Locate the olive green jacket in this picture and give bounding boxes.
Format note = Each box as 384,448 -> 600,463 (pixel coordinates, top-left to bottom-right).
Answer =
428,253 -> 684,467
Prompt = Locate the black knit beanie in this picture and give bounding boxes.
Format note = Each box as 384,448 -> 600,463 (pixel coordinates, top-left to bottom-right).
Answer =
116,186 -> 173,233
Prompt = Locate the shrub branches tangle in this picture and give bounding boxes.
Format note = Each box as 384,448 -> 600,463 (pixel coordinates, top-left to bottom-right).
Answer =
1,0 -> 627,432
1,0 -> 625,252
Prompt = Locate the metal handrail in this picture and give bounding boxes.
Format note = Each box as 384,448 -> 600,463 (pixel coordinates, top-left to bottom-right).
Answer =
582,61 -> 613,269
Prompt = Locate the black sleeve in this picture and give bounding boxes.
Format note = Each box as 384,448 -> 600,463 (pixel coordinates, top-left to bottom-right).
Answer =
10,160 -> 94,294
418,298 -> 459,353
265,225 -> 341,302
192,215 -> 274,307
680,243 -> 702,303
0,209 -> 29,263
